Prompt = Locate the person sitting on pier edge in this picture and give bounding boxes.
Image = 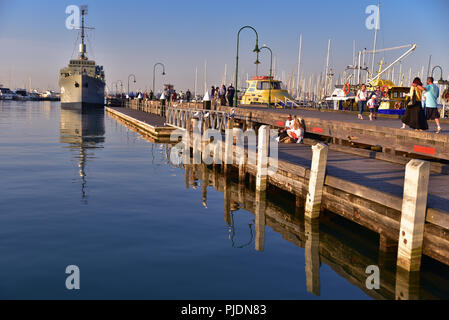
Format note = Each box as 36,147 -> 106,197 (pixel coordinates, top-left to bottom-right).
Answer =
401,77 -> 428,131
227,84 -> 235,107
285,117 -> 304,144
356,84 -> 368,120
276,114 -> 294,142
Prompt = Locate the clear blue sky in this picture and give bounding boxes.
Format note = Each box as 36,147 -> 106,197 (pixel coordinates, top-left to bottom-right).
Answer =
0,0 -> 448,92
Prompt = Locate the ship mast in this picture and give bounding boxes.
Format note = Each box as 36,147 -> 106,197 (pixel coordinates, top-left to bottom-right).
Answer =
79,5 -> 88,60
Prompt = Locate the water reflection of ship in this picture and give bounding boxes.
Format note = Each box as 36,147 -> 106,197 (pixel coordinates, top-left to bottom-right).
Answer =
60,107 -> 105,201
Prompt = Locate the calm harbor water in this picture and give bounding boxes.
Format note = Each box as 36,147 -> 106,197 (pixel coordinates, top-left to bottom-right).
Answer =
1,100 -> 448,300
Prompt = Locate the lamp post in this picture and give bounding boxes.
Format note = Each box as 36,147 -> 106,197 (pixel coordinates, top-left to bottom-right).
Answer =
431,66 -> 449,85
260,45 -> 273,108
117,80 -> 124,97
111,82 -> 117,95
127,74 -> 136,96
153,63 -> 166,94
234,25 -> 260,108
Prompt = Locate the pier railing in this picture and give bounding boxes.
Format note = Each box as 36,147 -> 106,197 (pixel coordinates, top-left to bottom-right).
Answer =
165,107 -> 231,132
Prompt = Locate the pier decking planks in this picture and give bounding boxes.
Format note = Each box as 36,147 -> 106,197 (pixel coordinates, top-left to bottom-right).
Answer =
278,144 -> 449,215
105,107 -> 175,139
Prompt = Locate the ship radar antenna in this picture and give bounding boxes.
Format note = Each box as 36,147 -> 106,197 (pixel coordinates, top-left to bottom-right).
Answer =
79,5 -> 88,60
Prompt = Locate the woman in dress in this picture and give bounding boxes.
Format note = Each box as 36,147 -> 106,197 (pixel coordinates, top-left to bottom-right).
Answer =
356,84 -> 368,120
401,77 -> 428,131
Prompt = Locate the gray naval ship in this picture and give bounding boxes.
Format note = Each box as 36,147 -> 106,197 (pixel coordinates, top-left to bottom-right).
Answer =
59,6 -> 105,109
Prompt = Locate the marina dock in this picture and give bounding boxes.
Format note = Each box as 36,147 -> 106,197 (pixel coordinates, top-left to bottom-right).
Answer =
105,99 -> 449,272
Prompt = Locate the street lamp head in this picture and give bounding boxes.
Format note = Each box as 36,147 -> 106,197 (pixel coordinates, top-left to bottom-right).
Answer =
162,71 -> 166,76
253,44 -> 260,53
254,59 -> 261,65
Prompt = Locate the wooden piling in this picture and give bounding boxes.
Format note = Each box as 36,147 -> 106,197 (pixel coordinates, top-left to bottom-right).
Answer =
305,143 -> 329,219
395,268 -> 420,300
235,128 -> 246,183
224,118 -> 234,171
256,125 -> 270,191
192,117 -> 201,165
397,159 -> 430,272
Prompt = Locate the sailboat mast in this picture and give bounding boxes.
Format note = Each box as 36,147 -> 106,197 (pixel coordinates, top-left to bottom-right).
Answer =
296,34 -> 302,99
371,1 -> 380,77
324,39 -> 331,97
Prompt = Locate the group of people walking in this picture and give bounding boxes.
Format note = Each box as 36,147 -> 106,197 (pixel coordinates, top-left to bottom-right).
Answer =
401,77 -> 441,133
210,84 -> 235,107
355,77 -> 442,133
356,84 -> 381,121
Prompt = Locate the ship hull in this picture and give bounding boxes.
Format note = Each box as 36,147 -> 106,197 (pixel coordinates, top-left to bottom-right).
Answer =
59,74 -> 105,109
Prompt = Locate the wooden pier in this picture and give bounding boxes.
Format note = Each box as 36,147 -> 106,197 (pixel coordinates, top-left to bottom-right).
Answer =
184,163 -> 449,300
106,99 -> 449,277
106,106 -> 175,140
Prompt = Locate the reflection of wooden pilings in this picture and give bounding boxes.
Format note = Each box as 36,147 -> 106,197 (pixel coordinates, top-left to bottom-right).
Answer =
255,190 -> 267,252
395,268 -> 420,300
224,119 -> 234,174
256,125 -> 269,191
305,143 -> 328,219
305,217 -> 321,296
213,164 -> 220,190
202,164 -> 208,207
192,118 -> 201,165
236,129 -> 246,184
378,233 -> 398,271
184,164 -> 190,189
224,176 -> 231,226
397,160 -> 430,272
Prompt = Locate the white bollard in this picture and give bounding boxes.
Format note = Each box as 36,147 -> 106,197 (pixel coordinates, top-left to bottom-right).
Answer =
256,125 -> 270,191
305,143 -> 329,219
397,159 -> 430,272
192,118 -> 201,165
